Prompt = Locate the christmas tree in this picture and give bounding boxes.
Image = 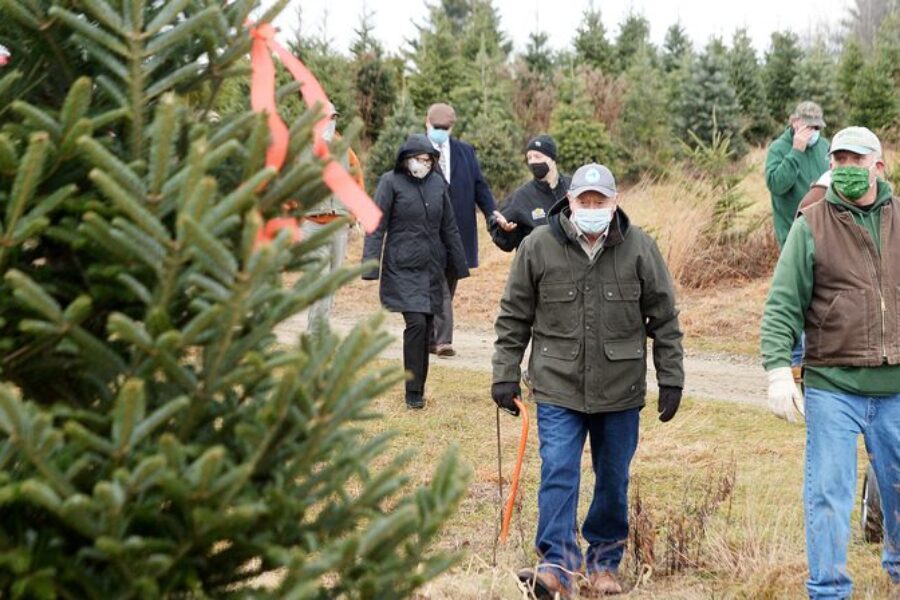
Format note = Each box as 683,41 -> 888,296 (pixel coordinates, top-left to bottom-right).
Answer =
0,1 -> 467,597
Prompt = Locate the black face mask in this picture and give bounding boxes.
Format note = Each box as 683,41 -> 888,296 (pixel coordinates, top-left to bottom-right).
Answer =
529,162 -> 550,180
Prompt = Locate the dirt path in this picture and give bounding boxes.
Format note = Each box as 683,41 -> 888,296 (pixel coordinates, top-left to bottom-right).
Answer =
277,310 -> 768,408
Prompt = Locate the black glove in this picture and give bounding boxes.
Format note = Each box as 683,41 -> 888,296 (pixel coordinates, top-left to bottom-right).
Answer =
658,385 -> 682,422
491,382 -> 521,417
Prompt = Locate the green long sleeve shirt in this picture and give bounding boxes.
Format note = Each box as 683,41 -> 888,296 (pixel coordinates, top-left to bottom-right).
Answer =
764,127 -> 829,248
760,180 -> 900,395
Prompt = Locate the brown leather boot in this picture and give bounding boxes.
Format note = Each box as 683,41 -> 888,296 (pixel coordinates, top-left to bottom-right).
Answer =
516,568 -> 571,599
581,570 -> 623,596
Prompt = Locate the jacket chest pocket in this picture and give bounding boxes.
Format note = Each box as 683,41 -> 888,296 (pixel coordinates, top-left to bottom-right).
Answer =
538,283 -> 580,335
602,282 -> 642,333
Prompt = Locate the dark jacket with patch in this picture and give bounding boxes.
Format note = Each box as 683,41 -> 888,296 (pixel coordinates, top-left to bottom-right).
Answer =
492,200 -> 684,413
490,175 -> 571,252
362,135 -> 470,314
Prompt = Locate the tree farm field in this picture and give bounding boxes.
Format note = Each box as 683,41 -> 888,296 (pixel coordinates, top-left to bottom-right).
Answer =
300,149 -> 893,598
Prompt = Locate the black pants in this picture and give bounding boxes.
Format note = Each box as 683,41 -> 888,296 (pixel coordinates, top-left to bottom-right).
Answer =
402,312 -> 434,394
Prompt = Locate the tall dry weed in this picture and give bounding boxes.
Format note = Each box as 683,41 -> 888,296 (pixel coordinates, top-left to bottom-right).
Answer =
622,165 -> 778,290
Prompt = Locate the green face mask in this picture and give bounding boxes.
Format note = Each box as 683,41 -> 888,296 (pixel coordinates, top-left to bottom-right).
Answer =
832,165 -> 873,201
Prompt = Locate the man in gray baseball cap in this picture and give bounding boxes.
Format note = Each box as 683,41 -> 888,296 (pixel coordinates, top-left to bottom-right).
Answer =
492,162 -> 684,598
761,125 -> 900,599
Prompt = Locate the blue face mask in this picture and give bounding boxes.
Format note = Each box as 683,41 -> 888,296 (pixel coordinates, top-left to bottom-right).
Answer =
808,131 -> 820,147
428,127 -> 449,145
572,207 -> 613,235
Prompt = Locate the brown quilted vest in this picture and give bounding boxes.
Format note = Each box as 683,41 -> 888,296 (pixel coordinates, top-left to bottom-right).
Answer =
801,196 -> 900,367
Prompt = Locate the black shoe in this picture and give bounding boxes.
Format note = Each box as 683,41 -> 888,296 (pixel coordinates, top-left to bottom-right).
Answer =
405,393 -> 424,409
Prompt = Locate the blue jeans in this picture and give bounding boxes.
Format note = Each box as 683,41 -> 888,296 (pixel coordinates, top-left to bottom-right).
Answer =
791,333 -> 805,368
804,387 -> 900,599
535,403 -> 640,587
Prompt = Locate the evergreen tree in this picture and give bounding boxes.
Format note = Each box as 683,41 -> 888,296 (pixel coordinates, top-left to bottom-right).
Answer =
614,13 -> 653,74
875,12 -> 900,84
573,3 -> 614,72
460,0 -> 512,61
792,41 -> 843,132
351,10 -> 398,144
549,75 -> 620,173
0,1 -> 467,597
850,56 -> 900,130
620,46 -> 673,178
289,7 -> 358,122
729,28 -> 774,144
764,31 -> 803,123
837,38 -> 866,106
677,40 -> 746,156
407,8 -> 467,112
525,30 -> 554,77
662,22 -> 692,73
455,41 -> 523,196
365,94 -> 423,192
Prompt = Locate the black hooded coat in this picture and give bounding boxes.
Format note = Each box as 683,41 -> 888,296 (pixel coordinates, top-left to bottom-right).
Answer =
362,134 -> 470,314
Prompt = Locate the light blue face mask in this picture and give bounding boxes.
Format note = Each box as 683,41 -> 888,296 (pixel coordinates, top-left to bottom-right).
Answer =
428,127 -> 449,145
572,207 -> 613,235
808,130 -> 820,147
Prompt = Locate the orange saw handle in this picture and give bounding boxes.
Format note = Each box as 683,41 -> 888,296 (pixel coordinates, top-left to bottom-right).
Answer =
499,397 -> 529,543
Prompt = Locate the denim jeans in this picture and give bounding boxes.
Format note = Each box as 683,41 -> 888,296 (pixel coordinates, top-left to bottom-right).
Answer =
534,403 -> 640,587
804,386 -> 900,599
791,333 -> 805,368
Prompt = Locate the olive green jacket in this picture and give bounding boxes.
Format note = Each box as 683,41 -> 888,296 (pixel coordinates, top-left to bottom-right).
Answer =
492,202 -> 684,413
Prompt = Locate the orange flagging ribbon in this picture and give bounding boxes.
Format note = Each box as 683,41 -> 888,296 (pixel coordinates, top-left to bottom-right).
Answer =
248,23 -> 381,234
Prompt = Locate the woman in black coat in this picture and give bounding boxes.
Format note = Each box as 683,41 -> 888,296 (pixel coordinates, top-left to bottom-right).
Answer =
362,134 -> 470,409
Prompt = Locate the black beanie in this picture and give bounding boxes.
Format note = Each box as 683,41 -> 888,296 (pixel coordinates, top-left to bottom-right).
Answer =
526,134 -> 558,162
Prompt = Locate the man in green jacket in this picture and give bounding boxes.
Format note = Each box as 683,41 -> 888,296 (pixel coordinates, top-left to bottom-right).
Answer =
765,101 -> 830,249
492,164 -> 684,598
760,127 -> 900,599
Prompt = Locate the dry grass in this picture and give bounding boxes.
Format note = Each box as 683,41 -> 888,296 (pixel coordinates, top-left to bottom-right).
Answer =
353,363 -> 890,599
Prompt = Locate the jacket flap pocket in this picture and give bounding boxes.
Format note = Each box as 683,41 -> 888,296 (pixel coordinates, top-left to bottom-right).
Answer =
541,283 -> 578,303
538,338 -> 581,360
603,282 -> 640,301
604,339 -> 644,361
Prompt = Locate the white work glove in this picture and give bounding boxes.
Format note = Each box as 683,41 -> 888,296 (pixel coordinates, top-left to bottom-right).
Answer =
767,367 -> 805,423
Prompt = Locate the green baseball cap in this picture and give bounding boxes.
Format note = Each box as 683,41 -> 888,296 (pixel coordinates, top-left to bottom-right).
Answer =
828,126 -> 882,156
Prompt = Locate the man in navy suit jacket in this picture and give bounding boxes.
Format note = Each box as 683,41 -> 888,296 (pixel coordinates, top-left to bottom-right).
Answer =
426,103 -> 497,357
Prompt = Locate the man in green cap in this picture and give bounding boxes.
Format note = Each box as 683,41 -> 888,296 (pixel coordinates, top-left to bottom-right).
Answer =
765,101 -> 830,249
760,126 -> 900,599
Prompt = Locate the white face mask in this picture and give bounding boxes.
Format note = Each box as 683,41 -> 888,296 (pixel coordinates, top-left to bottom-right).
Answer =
321,120 -> 336,142
572,207 -> 614,235
407,158 -> 431,179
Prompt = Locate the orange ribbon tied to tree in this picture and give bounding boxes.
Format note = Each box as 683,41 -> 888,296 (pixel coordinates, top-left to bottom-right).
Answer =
248,22 -> 382,243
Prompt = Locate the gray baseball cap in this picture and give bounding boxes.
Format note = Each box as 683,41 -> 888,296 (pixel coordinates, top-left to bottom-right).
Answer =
829,126 -> 882,156
792,101 -> 826,128
568,163 -> 617,198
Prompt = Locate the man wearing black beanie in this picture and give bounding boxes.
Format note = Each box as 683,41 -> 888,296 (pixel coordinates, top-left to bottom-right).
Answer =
490,134 -> 570,252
